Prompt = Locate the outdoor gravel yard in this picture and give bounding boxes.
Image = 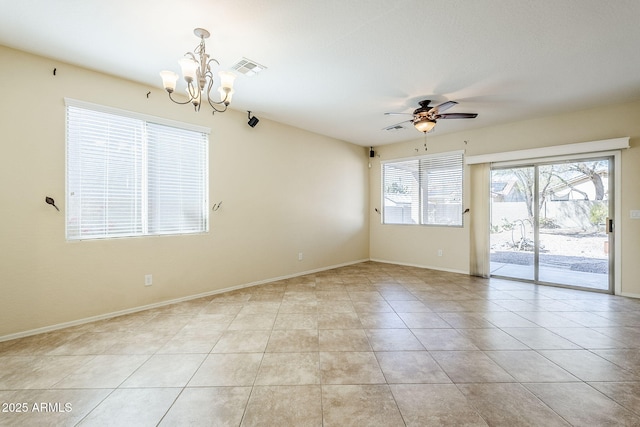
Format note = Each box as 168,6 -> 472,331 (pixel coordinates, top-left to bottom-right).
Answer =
490,229 -> 609,274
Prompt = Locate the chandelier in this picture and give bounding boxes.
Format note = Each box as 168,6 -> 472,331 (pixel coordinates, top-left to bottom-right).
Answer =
160,28 -> 236,114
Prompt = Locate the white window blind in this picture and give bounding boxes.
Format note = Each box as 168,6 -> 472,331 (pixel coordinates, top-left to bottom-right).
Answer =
147,122 -> 208,235
382,151 -> 463,226
66,103 -> 209,240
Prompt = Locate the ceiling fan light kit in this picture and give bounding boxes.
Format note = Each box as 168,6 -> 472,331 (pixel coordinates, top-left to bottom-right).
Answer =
413,117 -> 436,133
160,28 -> 236,114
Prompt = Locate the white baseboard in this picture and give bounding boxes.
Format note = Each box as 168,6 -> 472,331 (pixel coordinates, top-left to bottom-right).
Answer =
0,258 -> 369,343
619,291 -> 640,299
369,258 -> 469,275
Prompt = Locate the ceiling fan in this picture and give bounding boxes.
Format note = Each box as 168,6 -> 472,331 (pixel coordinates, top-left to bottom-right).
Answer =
384,99 -> 478,133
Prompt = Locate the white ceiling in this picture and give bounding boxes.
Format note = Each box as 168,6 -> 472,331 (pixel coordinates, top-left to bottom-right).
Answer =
1,0 -> 640,146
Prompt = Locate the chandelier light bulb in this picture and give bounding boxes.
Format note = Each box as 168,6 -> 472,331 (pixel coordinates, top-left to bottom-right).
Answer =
218,71 -> 236,89
220,88 -> 234,105
218,71 -> 236,104
159,71 -> 178,93
179,57 -> 198,83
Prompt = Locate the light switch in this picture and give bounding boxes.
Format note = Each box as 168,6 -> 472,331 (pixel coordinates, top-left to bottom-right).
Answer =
631,210 -> 640,219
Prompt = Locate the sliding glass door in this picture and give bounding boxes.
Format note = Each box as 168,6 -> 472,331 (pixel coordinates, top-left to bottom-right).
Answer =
490,157 -> 613,292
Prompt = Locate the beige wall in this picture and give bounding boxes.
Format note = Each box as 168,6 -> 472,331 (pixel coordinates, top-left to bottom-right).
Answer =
0,46 -> 370,338
370,100 -> 640,296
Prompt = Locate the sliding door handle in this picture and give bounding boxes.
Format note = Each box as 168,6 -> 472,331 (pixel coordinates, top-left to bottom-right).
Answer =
606,217 -> 614,233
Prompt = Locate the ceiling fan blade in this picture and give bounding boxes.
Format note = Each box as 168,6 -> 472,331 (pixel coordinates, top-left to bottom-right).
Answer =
436,113 -> 478,119
382,120 -> 412,130
429,100 -> 458,115
384,112 -> 412,116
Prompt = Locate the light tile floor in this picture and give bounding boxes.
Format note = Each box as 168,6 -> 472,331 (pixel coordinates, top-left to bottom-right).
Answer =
1,261 -> 640,426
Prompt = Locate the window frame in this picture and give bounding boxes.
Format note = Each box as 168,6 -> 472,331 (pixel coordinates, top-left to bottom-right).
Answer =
381,150 -> 464,227
65,98 -> 211,241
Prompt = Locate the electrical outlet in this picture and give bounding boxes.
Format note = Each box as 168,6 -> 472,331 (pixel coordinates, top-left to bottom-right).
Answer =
437,249 -> 443,257
298,252 -> 304,261
144,274 -> 153,286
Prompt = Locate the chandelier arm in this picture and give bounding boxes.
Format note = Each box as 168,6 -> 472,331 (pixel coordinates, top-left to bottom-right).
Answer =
203,68 -> 215,87
188,81 -> 204,112
207,77 -> 227,113
203,69 -> 229,108
220,90 -> 230,105
187,81 -> 200,102
203,77 -> 222,113
207,99 -> 228,113
167,91 -> 194,105
207,96 -> 229,107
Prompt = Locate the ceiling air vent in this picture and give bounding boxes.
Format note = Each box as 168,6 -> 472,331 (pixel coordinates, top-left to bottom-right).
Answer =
232,58 -> 267,76
384,124 -> 406,132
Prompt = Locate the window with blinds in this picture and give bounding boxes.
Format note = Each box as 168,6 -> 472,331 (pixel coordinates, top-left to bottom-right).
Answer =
66,100 -> 209,240
382,151 -> 463,226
